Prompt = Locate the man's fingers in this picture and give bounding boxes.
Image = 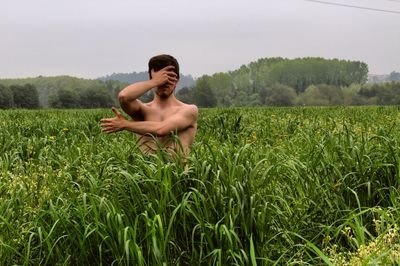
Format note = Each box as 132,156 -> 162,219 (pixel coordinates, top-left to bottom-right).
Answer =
166,80 -> 175,85
168,75 -> 178,81
103,128 -> 114,133
100,123 -> 112,127
100,119 -> 116,124
111,107 -> 122,117
101,125 -> 113,130
167,77 -> 178,84
160,65 -> 175,72
166,71 -> 177,77
102,127 -> 116,133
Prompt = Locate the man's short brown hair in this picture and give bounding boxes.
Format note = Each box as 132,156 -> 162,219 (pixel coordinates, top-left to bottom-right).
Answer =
148,54 -> 180,79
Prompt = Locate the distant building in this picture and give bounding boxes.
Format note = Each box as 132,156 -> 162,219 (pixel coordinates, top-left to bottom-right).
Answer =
368,74 -> 390,84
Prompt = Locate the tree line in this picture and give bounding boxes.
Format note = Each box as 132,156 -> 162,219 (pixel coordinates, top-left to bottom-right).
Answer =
0,80 -> 121,109
175,57 -> 399,106
0,76 -> 125,108
176,81 -> 400,107
48,82 -> 116,108
1,57 -> 399,109
0,84 -> 39,109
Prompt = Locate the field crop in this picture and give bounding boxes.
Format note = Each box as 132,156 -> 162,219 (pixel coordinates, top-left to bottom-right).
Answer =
1,106 -> 400,265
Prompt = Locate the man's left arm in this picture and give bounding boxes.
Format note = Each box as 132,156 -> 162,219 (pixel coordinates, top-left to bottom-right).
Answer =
100,106 -> 198,135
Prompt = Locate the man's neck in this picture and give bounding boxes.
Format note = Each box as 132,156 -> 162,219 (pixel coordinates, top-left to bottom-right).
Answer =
153,95 -> 179,107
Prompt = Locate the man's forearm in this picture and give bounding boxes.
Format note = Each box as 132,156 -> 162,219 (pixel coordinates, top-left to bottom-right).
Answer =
123,120 -> 165,136
119,80 -> 158,100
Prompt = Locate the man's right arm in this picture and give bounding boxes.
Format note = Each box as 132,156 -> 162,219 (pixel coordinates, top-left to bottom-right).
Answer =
118,80 -> 157,118
118,65 -> 177,119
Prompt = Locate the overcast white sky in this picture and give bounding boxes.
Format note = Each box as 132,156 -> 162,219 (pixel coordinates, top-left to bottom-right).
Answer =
1,0 -> 399,79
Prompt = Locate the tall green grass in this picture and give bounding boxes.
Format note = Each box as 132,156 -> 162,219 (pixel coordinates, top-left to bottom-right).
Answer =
1,107 -> 400,265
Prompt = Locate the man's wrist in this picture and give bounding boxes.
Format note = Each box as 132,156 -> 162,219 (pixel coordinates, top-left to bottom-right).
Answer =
147,79 -> 159,89
121,119 -> 130,131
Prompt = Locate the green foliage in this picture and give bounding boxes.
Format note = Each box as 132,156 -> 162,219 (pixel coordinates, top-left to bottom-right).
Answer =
192,76 -> 217,107
0,57 -> 375,108
1,107 -> 400,264
254,57 -> 369,91
79,86 -> 114,108
49,88 -> 80,108
342,83 -> 365,105
188,57 -> 369,107
48,86 -> 115,109
176,86 -> 194,104
103,79 -> 126,100
299,84 -> 344,106
359,82 -> 400,105
263,83 -> 296,106
11,84 -> 40,108
208,72 -> 233,103
0,76 -> 121,108
0,84 -> 13,108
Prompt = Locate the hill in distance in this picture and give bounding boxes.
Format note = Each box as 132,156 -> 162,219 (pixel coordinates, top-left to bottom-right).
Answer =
0,75 -> 109,108
0,72 -> 195,107
98,71 -> 195,91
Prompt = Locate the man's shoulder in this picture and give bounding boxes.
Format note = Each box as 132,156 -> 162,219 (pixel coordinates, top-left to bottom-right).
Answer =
180,103 -> 198,116
181,103 -> 198,111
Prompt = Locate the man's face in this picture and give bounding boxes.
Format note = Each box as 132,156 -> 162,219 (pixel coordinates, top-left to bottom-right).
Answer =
155,79 -> 178,98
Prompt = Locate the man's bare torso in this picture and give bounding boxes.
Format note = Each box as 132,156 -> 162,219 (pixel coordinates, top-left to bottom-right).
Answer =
135,101 -> 197,156
100,57 -> 198,158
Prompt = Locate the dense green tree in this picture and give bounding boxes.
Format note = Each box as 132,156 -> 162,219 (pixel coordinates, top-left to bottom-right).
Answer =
248,93 -> 261,106
79,86 -> 114,108
319,84 -> 344,105
374,82 -> 400,105
298,84 -> 343,106
11,84 -> 40,108
176,86 -> 194,104
266,58 -> 368,92
49,88 -> 80,108
259,88 -> 268,105
192,77 -> 216,107
342,83 -> 367,105
298,85 -> 329,106
104,80 -> 126,99
264,84 -> 296,106
0,84 -> 13,109
208,72 -> 233,106
358,83 -> 389,105
359,84 -> 379,98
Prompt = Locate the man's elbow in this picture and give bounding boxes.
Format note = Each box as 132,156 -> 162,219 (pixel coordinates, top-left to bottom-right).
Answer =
155,127 -> 172,137
118,91 -> 131,104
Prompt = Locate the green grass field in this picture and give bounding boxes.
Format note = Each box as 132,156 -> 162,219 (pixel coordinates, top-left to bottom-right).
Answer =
1,107 -> 400,265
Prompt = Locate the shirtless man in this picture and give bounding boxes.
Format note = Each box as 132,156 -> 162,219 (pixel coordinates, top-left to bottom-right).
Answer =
100,54 -> 198,158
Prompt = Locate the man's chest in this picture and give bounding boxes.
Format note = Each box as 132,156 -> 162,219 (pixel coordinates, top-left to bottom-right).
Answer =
143,106 -> 180,121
